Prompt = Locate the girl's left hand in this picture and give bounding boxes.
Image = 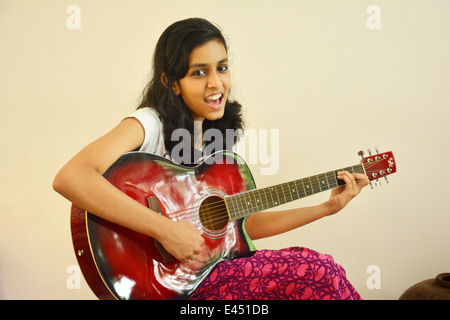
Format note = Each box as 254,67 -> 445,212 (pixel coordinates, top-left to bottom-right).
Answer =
325,171 -> 370,216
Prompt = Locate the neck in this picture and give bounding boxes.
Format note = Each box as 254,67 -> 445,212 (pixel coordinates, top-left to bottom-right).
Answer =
193,120 -> 204,149
225,163 -> 365,221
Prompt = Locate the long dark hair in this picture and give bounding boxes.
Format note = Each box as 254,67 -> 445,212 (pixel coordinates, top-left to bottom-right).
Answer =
137,18 -> 244,162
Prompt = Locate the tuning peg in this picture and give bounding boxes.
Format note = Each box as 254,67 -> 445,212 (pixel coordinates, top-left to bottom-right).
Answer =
375,147 -> 380,154
384,176 -> 389,183
358,150 -> 365,159
367,148 -> 372,156
375,179 -> 382,187
369,181 -> 374,189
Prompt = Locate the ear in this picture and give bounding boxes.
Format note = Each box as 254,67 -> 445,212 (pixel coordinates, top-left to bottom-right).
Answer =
171,80 -> 181,96
161,73 -> 181,96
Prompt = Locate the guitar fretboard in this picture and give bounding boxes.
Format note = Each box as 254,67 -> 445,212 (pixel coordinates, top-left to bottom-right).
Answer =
225,164 -> 365,220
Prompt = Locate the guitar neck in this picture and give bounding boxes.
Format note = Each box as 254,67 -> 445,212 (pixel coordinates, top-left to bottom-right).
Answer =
225,163 -> 365,221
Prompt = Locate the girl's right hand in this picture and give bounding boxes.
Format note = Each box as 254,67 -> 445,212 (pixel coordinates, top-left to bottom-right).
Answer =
158,220 -> 204,262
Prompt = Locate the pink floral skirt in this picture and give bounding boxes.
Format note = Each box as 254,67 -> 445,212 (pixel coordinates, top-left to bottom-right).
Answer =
190,247 -> 361,300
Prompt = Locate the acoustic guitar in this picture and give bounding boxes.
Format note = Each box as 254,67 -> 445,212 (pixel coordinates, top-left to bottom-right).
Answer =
70,149 -> 396,299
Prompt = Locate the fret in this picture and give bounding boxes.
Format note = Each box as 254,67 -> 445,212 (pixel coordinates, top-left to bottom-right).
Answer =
296,179 -> 306,198
273,185 -> 282,206
236,193 -> 246,218
324,172 -> 331,190
251,191 -> 261,212
226,163 -> 365,221
267,187 -> 274,207
303,177 -> 313,196
317,173 -> 328,192
254,186 -> 270,212
241,193 -> 250,216
260,187 -> 270,211
230,193 -> 239,220
243,193 -> 254,216
227,196 -> 235,220
287,181 -> 298,202
355,164 -> 365,174
281,183 -> 288,204
274,185 -> 282,205
311,175 -> 321,194
267,187 -> 275,207
272,186 -> 280,207
252,191 -> 263,211
343,166 -> 354,173
326,171 -> 339,189
252,192 -> 259,211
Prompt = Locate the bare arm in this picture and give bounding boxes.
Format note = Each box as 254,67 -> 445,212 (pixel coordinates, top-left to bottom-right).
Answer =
245,171 -> 370,240
53,118 -> 203,261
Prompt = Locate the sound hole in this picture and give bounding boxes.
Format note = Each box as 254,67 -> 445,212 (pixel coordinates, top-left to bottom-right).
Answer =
199,196 -> 229,231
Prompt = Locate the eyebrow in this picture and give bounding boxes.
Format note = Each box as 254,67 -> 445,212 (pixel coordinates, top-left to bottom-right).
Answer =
188,57 -> 229,70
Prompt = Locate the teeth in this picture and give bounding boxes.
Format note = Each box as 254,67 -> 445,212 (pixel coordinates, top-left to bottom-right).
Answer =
206,94 -> 222,101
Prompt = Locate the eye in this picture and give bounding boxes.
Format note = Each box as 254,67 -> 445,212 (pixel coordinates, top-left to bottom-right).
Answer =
192,69 -> 206,77
218,65 -> 228,73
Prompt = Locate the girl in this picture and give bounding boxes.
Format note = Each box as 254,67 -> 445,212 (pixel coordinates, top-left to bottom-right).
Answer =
53,18 -> 369,300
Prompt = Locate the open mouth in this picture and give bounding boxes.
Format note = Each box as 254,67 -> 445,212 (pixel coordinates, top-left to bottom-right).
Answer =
204,93 -> 223,108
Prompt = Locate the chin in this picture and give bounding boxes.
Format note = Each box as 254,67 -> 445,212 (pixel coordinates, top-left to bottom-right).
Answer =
206,110 -> 225,121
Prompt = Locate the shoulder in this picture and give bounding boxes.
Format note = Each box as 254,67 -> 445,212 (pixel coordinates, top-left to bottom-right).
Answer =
125,108 -> 163,137
127,107 -> 162,127
124,107 -> 166,155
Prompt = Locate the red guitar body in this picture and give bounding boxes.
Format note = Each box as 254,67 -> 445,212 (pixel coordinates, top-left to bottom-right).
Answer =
71,151 -> 256,300
71,148 -> 396,300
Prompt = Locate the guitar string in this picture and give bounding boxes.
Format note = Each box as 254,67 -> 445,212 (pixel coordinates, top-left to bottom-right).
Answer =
165,163 -> 371,224
164,169 -> 342,221
164,159 -> 388,226
171,168 -> 376,226
208,166 -> 364,224
167,180 -> 329,226
171,179 -> 369,227
192,166 -> 385,227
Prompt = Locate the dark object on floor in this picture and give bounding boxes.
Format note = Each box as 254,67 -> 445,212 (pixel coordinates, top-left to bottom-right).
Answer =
399,273 -> 450,300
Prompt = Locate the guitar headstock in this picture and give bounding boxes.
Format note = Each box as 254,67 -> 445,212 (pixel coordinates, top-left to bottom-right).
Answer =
359,148 -> 396,187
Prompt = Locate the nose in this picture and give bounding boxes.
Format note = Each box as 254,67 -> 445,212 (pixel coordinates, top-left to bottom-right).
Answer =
207,71 -> 222,89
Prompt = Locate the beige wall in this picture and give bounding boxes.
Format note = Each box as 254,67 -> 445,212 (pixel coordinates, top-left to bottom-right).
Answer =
1,0 -> 449,300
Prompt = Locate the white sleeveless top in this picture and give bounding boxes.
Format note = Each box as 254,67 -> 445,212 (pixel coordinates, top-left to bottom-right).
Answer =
125,107 -> 169,158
